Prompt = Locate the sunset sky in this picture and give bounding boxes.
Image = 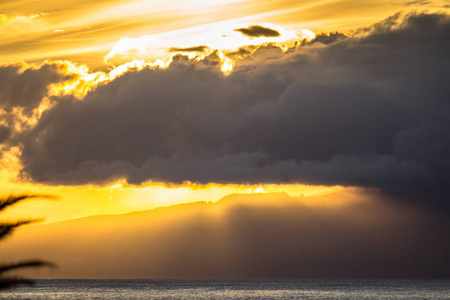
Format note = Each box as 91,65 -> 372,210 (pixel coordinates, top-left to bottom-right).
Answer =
1,0 -> 450,279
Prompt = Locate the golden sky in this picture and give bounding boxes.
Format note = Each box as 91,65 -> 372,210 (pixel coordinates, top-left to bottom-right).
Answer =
1,0 -> 448,69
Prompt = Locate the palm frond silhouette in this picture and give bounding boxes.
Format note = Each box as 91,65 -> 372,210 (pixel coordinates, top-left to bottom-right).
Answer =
0,220 -> 37,241
0,195 -> 57,290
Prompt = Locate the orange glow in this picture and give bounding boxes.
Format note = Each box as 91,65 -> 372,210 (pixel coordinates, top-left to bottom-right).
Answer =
0,176 -> 345,224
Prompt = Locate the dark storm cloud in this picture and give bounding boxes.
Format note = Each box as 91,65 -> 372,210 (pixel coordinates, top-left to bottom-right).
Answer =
168,45 -> 210,52
14,12 -> 450,213
235,25 -> 281,37
0,63 -> 66,114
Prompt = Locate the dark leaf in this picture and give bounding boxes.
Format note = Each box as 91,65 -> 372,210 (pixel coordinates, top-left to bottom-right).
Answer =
0,220 -> 40,241
0,195 -> 56,213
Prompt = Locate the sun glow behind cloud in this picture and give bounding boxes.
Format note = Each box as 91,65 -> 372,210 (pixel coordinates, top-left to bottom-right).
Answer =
1,0 -> 449,226
104,21 -> 311,69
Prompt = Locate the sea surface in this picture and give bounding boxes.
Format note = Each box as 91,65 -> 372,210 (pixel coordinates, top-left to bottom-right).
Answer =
1,279 -> 449,299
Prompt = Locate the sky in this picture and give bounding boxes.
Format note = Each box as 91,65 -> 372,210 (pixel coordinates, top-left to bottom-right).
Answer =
1,0 -> 450,279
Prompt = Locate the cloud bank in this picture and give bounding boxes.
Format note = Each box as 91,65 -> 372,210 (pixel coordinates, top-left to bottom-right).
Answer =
3,12 -> 450,213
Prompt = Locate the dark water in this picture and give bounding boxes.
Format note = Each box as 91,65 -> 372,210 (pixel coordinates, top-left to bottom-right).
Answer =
1,279 -> 449,299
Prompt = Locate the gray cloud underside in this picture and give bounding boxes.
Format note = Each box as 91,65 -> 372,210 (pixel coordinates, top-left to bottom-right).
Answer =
235,25 -> 281,37
7,12 -> 450,212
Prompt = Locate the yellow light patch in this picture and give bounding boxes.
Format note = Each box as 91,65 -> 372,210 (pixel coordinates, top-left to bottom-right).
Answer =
0,180 -> 345,224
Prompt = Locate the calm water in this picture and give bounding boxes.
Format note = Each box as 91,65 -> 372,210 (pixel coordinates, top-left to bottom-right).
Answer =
1,279 -> 449,299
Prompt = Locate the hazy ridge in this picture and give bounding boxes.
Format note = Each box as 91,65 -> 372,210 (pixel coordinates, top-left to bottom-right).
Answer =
1,191 -> 449,279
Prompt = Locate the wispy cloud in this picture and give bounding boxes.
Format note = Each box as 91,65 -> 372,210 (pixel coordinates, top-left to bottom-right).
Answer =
404,0 -> 432,5
168,46 -> 210,53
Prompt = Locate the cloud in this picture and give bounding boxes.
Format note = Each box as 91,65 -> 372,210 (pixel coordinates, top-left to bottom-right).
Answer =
404,0 -> 431,5
301,31 -> 347,45
9,12 -> 450,214
104,35 -> 163,62
0,13 -> 45,36
168,45 -> 210,53
0,63 -> 67,114
0,125 -> 11,144
235,25 -> 281,37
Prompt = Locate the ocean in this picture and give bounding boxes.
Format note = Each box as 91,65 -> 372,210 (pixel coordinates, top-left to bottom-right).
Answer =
1,279 -> 449,299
